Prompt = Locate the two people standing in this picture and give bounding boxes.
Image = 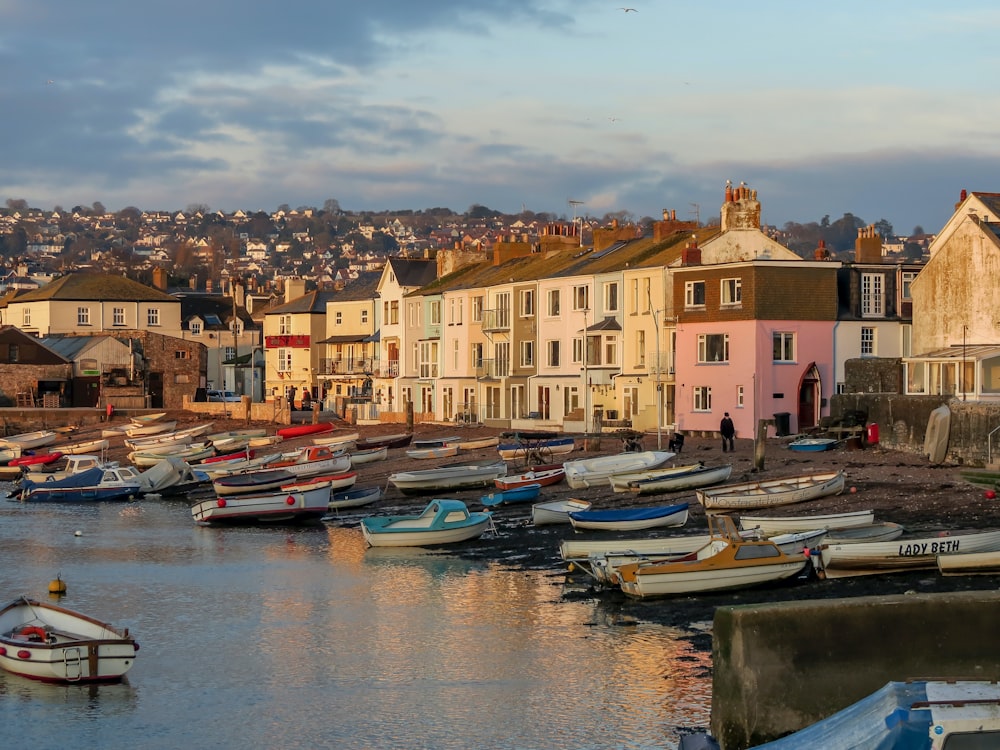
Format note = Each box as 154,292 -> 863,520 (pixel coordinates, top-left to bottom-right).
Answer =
720,412 -> 735,452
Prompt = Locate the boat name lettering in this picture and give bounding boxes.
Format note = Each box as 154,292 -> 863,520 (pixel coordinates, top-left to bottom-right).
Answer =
897,540 -> 961,556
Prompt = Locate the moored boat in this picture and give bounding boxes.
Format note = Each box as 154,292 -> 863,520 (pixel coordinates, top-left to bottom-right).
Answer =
213,469 -> 298,496
823,521 -> 904,544
696,470 -> 846,511
568,501 -> 690,532
260,445 -> 351,478
0,596 -> 138,683
349,445 -> 388,466
388,459 -> 507,495
497,435 -> 576,461
53,437 -> 111,456
124,420 -> 177,438
531,498 -> 592,526
191,479 -> 333,525
611,462 -> 732,494
361,499 -> 493,547
325,486 -> 382,511
738,509 -> 876,535
563,451 -> 675,490
276,422 -> 336,439
356,433 -> 412,450
19,466 -> 141,503
494,465 -> 565,491
311,431 -> 360,450
456,436 -> 500,451
480,483 -> 542,508
0,430 -> 58,451
787,437 -> 838,452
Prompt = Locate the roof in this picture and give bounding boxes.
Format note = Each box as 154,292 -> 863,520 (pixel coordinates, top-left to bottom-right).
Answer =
387,257 -> 438,288
318,334 -> 368,344
334,271 -> 381,301
176,295 -> 256,330
38,334 -> 130,359
909,345 -> 1000,360
266,289 -> 339,315
587,316 -> 622,332
12,273 -> 177,303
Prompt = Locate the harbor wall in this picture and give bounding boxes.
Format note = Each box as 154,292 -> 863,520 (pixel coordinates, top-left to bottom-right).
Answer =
710,591 -> 1000,749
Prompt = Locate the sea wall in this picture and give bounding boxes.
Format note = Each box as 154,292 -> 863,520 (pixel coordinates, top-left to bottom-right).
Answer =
710,591 -> 1000,749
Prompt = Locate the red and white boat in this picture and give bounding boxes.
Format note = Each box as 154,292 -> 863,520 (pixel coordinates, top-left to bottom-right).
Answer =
289,471 -> 358,491
276,422 -> 336,439
192,479 -> 333,525
261,445 -> 351,478
494,464 -> 565,490
8,451 -> 63,467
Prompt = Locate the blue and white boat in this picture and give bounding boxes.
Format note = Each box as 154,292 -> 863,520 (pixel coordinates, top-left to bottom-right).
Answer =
19,467 -> 141,503
497,435 -> 576,461
480,483 -> 542,508
568,501 -> 689,532
361,499 -> 493,547
788,437 -> 838,452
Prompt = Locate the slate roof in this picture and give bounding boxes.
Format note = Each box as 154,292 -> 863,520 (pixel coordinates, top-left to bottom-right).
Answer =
265,289 -> 340,315
176,295 -> 258,331
12,273 -> 177,303
387,257 -> 437,288
334,271 -> 382,301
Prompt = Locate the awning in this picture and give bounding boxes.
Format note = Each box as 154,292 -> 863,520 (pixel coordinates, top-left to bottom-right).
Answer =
363,330 -> 381,343
319,334 -> 368,344
586,316 -> 622,332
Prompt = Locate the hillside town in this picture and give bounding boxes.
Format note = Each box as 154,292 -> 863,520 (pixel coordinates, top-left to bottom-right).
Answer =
0,182 -> 991,462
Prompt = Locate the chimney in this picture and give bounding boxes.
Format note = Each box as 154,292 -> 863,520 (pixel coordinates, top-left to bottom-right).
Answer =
151,267 -> 168,291
814,239 -> 829,260
233,282 -> 246,310
681,237 -> 702,265
956,188 -> 968,211
854,224 -> 883,263
284,277 -> 307,303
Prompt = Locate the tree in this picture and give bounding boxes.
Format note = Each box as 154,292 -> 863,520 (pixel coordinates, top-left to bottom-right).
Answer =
5,198 -> 28,211
186,203 -> 211,215
323,198 -> 342,215
92,201 -> 106,215
873,219 -> 894,241
912,225 -> 926,237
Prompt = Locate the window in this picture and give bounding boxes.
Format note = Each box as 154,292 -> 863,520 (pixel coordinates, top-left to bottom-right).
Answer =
547,340 -> 560,367
573,285 -> 590,311
520,289 -> 535,317
113,307 -> 125,326
418,341 -> 439,378
279,314 -> 292,334
389,301 -> 399,325
773,332 -> 795,362
147,308 -> 160,326
335,312 -> 342,325
637,329 -> 646,366
604,335 -> 618,366
685,281 -> 706,308
901,271 -> 917,299
737,385 -> 744,408
361,309 -> 369,325
175,350 -> 188,359
693,386 -> 712,411
77,306 -> 90,326
520,340 -> 534,367
8,344 -> 18,363
190,321 -> 202,336
22,308 -> 30,326
862,272 -> 884,317
860,327 -> 875,356
630,279 -> 639,314
452,340 -> 459,369
698,334 -> 729,363
471,343 -> 484,368
604,282 -> 619,312
721,278 -> 742,305
572,337 -> 583,364
642,278 -> 651,312
277,348 -> 292,371
430,300 -> 441,325
407,302 -> 420,327
495,292 -> 511,328
547,289 -> 560,316
472,296 -> 484,323
448,298 -> 463,325
494,341 -> 510,377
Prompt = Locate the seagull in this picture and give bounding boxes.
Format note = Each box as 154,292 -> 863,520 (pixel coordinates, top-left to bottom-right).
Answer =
619,7 -> 638,12
46,79 -> 54,85
608,116 -> 620,123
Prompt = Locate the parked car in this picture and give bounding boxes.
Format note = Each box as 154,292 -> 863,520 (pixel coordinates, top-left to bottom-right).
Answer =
207,390 -> 241,403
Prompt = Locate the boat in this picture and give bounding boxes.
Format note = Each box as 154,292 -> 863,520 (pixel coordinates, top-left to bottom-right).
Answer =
405,444 -> 459,460
824,522 -> 904,544
0,430 -> 58,451
248,434 -> 284,448
924,404 -> 951,464
787,437 -> 838,452
494,465 -> 565,490
276,422 -> 336,439
23,454 -> 190,496
191,479 -> 332,525
124,432 -> 194,452
54,437 -> 111,455
497,435 -> 576,461
357,433 -> 413,450
0,596 -> 138,683
937,549 -> 1000,575
815,528 -> 1000,578
738,509 -> 876,535
743,680 -> 1000,749
531,498 -> 593,526
21,453 -> 109,482
130,443 -> 215,467
206,429 -> 267,445
124,420 -> 177,438
480,483 -> 542,508
695,470 -> 846,511
349,445 -> 388,466
360,499 -> 493,547
568,501 -> 690,532
260,445 -> 352,478
613,515 -> 810,598
325,486 -> 382,511
206,435 -> 252,453
129,412 -> 167,424
410,436 -> 461,449
285,471 -> 358,492
199,447 -> 257,464
197,452 -> 284,480
213,469 -> 298,496
456,436 -> 500,451
388,459 -> 507,495
8,451 -> 63,467
563,450 -> 675,489
19,466 -> 142,503
610,462 -> 732,494
312,431 -> 360,450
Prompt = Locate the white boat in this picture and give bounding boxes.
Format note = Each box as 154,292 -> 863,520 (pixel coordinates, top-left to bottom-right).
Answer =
560,536 -> 708,561
124,420 -> 177,438
22,453 -> 109,482
312,431 -> 360,450
405,444 -> 460,460
568,501 -> 690,532
695,470 -> 845,511
824,522 -> 904,544
129,412 -> 167,425
130,442 -> 215,467
23,454 -> 187,494
349,445 -> 388,466
191,479 -> 332,524
361,499 -> 493,547
563,451 -> 675,490
738,509 -> 876,535
938,549 -> 1000,575
0,430 -> 58,451
389,459 -> 507,495
206,435 -> 252,453
325,486 -> 382,510
609,462 -> 732,494
260,445 -> 351,478
213,469 -> 298,496
531,498 -> 592,526
54,437 -> 111,456
0,596 -> 138,683
614,515 -> 810,598
248,434 -> 284,448
197,452 -> 284,479
124,432 -> 193,451
456,436 -> 499,451
815,528 -> 1000,578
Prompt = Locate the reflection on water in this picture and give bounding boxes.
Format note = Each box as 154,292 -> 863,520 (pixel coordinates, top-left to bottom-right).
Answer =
0,493 -> 711,750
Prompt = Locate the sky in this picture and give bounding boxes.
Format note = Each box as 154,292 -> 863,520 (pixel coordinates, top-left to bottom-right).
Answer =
2,1 -> 999,235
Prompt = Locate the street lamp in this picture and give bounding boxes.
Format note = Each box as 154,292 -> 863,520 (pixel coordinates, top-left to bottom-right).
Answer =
569,199 -> 584,248
581,306 -> 590,434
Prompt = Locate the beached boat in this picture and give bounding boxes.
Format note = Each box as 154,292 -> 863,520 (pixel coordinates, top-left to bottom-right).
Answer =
738,509 -> 876,535
388,459 -> 507,495
815,528 -> 1000,578
199,447 -> 257,464
196,452 -> 284,480
494,465 -> 565,491
124,432 -> 194,452
563,451 -> 675,490
0,596 -> 138,683
560,536 -> 708,561
129,412 -> 167,425
937,549 -> 1000,575
54,437 -> 111,456
361,499 -> 493,547
0,430 -> 58,451
405,444 -> 460,460
213,469 -> 298,496
260,445 -> 351,478
456,436 -> 500,451
357,433 -> 412,450
130,442 -> 215,467
8,451 -> 63,467
613,515 -> 810,598
787,437 -> 838,452
824,522 -> 904,544
276,422 -> 336,440
312,431 -> 360,450
192,478 -> 333,525
695,470 -> 846,511
248,434 -> 284,448
741,680 -> 1000,749
285,470 -> 357,492
124,420 -> 177,438
480,483 -> 542,508
206,429 -> 268,445
568,501 -> 690,532
610,462 -> 732,494
206,435 -> 252,453
497,435 -> 576,461
325,486 -> 382,511
531,498 -> 592,526
21,453 -> 108,482
349,445 -> 388,466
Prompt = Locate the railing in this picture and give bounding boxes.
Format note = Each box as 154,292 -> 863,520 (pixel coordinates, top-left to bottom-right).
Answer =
481,308 -> 510,332
476,358 -> 509,379
373,360 -> 399,378
319,357 -> 375,375
989,425 -> 1000,465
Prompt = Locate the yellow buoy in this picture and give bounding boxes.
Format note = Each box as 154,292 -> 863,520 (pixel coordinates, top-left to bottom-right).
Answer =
567,562 -> 575,573
48,576 -> 66,595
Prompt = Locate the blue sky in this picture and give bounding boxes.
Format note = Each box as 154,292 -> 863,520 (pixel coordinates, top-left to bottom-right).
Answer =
1,1 -> 997,235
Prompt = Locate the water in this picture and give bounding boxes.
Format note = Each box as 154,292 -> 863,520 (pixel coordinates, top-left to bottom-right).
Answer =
0,495 -> 711,750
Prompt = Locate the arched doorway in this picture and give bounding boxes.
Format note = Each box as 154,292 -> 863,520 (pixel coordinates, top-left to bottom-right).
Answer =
797,363 -> 822,431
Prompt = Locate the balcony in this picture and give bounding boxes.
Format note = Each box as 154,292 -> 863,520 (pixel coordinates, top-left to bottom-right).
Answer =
476,358 -> 509,380
319,357 -> 375,376
481,308 -> 511,332
373,360 -> 400,378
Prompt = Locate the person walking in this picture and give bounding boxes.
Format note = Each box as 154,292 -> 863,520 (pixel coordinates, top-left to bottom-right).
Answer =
720,412 -> 735,452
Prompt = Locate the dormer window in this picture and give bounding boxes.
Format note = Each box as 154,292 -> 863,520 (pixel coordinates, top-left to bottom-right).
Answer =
190,321 -> 202,336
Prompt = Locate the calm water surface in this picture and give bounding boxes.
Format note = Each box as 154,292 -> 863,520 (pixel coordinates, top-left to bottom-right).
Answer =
0,493 -> 711,750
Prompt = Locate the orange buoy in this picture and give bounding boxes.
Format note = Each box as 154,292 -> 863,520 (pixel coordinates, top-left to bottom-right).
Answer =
48,576 -> 66,595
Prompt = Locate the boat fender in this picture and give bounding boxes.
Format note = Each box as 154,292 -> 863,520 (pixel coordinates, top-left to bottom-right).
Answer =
18,625 -> 48,641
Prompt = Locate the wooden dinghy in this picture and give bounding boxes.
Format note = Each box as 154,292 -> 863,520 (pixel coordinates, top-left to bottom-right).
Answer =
349,445 -> 388,467
54,437 -> 111,456
816,528 -> 1000,578
610,462 -> 732,494
738,509 -> 876,535
696,470 -> 845,511
495,465 -> 565,491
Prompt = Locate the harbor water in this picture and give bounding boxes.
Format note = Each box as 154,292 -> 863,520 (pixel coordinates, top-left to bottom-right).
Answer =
0,493 -> 711,750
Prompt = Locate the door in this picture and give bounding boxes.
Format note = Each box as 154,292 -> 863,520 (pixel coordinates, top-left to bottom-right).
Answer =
537,386 -> 550,420
797,363 -> 821,431
148,372 -> 163,409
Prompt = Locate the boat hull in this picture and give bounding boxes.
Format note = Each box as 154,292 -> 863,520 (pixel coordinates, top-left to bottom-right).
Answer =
531,498 -> 592,526
388,462 -> 507,494
621,556 -> 807,597
564,451 -> 675,490
326,486 -> 382,510
495,467 -> 565,490
349,446 -> 388,466
568,503 -> 690,532
696,471 -> 845,511
191,482 -> 332,524
276,422 -> 335,439
817,529 -> 1000,578
361,499 -> 492,547
788,438 -> 838,452
480,483 -> 541,508
613,463 -> 732,494
738,509 -> 875,535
